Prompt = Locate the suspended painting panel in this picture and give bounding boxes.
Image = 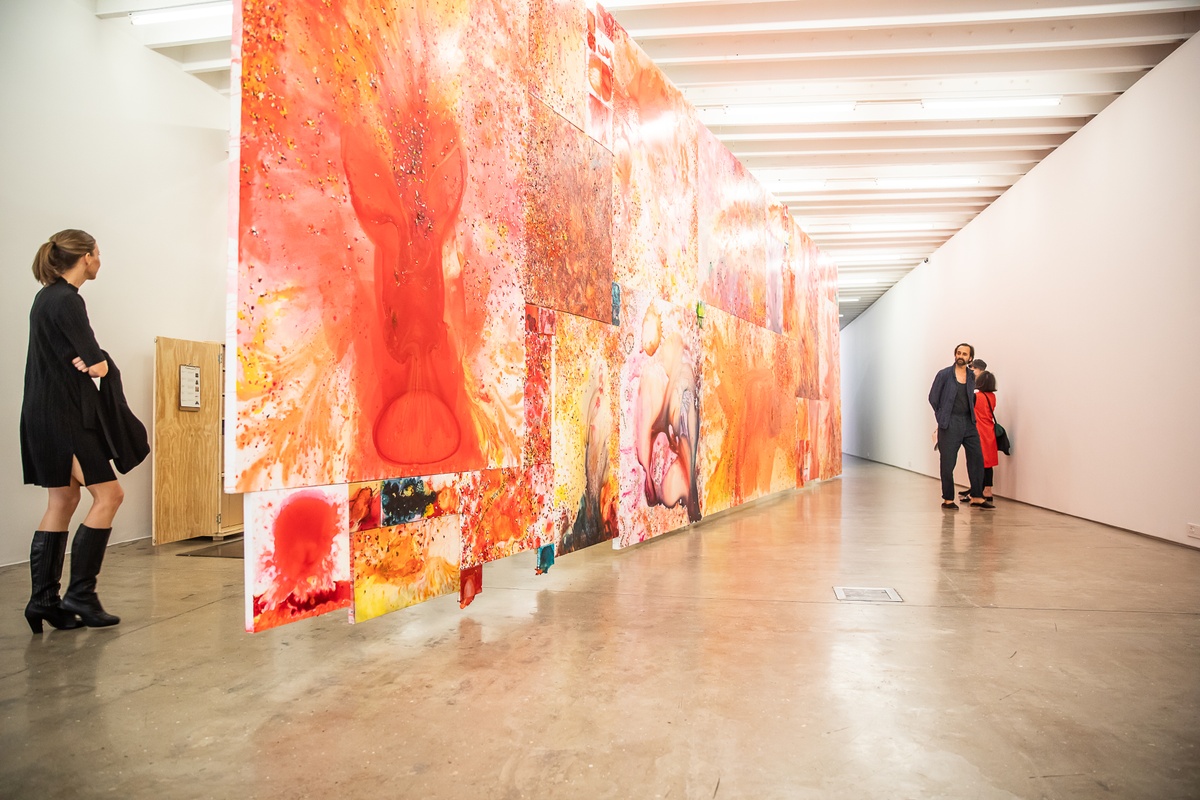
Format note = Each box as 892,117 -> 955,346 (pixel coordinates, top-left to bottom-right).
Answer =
616,289 -> 703,547
610,27 -> 699,307
530,0 -> 586,131
459,464 -> 553,568
524,329 -> 553,466
525,100 -> 614,323
795,398 -> 812,487
764,196 -> 789,335
233,0 -> 527,491
550,311 -> 620,555
350,516 -> 462,624
244,485 -> 351,632
697,125 -> 767,327
585,0 -> 616,149
698,307 -> 799,515
381,475 -> 459,527
794,228 -> 822,401
348,481 -> 381,533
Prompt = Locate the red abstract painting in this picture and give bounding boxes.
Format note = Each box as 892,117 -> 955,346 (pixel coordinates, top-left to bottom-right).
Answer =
234,0 -> 527,491
245,485 -> 351,633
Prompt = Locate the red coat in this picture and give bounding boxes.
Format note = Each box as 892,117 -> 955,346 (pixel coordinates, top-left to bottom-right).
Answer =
974,391 -> 999,468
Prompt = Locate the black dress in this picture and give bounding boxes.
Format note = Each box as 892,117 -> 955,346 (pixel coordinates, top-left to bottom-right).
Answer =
21,279 -> 116,487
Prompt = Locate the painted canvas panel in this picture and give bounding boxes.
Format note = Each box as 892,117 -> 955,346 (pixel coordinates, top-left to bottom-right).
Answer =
244,485 -> 351,632
348,481 -> 381,533
764,196 -> 789,335
381,475 -> 459,526
698,306 -> 798,515
795,398 -> 811,487
459,464 -> 553,568
234,0 -> 528,491
550,311 -> 620,555
524,329 -> 553,466
525,99 -> 614,324
616,289 -> 702,547
350,515 -> 462,624
610,26 -> 699,307
781,217 -> 802,341
794,228 -> 822,400
585,0 -> 615,150
529,0 -> 586,130
818,290 -> 843,479
697,124 -> 767,327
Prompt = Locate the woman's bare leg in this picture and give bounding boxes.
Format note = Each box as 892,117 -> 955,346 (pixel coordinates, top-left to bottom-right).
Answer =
67,457 -> 124,528
39,482 -> 81,531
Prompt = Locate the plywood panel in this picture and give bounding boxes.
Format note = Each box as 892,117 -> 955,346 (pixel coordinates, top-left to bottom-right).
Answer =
153,337 -> 222,544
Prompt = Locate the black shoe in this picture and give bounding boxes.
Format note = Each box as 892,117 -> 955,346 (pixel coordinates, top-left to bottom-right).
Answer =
941,501 -> 959,510
62,525 -> 120,628
25,531 -> 83,633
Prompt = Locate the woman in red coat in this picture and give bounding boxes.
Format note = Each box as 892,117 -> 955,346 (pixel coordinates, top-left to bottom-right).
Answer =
969,370 -> 999,506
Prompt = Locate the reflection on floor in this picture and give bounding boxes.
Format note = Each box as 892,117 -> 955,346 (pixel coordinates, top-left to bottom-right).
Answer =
2,456 -> 1198,799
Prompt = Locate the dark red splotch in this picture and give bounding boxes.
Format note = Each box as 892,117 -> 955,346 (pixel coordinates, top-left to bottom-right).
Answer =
459,564 -> 483,608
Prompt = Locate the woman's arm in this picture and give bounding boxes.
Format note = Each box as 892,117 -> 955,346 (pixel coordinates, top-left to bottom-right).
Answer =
72,356 -> 109,378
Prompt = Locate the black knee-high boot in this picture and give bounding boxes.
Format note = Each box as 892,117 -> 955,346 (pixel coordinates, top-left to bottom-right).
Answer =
25,531 -> 84,633
61,524 -> 120,627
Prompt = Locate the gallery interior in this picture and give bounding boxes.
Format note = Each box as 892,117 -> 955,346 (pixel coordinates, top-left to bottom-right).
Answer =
1,2 -> 1197,798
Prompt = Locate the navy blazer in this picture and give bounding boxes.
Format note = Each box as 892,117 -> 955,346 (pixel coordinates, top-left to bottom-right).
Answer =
929,365 -> 975,429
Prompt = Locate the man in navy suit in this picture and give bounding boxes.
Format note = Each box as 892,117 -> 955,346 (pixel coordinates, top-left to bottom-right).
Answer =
929,343 -> 987,509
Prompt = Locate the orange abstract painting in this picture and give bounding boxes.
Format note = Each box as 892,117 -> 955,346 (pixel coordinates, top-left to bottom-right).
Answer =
611,27 -> 698,307
350,516 -> 461,624
698,125 -> 767,327
698,307 -> 799,515
459,464 -> 553,568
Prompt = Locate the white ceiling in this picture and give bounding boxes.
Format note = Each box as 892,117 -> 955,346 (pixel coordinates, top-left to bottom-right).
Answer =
95,0 -> 1200,326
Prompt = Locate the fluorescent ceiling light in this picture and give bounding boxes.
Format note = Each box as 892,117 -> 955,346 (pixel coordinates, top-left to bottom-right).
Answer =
832,253 -> 920,263
839,297 -> 860,303
131,2 -> 232,26
763,180 -> 827,193
697,102 -> 855,126
922,95 -> 1062,111
848,221 -> 936,232
875,176 -> 981,190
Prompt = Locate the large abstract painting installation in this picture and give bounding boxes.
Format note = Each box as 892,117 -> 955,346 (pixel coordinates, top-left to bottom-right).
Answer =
232,0 -> 842,632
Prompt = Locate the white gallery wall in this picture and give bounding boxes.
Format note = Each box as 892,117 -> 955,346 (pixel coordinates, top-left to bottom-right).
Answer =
841,33 -> 1200,548
0,0 -> 230,566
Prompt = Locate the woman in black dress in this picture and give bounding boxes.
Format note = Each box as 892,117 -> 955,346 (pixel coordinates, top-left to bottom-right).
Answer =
22,229 -> 125,631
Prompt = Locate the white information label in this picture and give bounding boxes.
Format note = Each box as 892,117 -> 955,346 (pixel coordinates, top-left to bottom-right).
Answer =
180,364 -> 201,410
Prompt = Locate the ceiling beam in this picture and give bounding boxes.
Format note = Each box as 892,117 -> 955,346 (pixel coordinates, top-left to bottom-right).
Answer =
681,71 -> 1143,105
641,12 -> 1199,64
610,0 -> 1200,38
661,43 -> 1180,84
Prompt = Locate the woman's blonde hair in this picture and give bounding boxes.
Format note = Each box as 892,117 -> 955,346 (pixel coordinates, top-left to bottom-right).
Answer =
32,229 -> 96,286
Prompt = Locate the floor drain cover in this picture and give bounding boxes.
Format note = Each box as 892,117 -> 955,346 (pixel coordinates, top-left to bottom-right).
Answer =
833,586 -> 903,602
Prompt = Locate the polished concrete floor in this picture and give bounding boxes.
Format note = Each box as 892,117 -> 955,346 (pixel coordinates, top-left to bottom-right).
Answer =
2,457 -> 1199,799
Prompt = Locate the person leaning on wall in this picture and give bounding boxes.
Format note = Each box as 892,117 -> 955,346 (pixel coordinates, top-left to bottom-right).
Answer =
20,229 -> 148,633
928,343 -> 988,510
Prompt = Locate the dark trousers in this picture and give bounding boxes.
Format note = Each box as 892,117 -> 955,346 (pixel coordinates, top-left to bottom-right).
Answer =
937,415 -> 984,500
983,467 -> 993,489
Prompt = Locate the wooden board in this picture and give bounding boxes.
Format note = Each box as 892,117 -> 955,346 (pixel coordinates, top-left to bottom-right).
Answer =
153,337 -> 225,544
